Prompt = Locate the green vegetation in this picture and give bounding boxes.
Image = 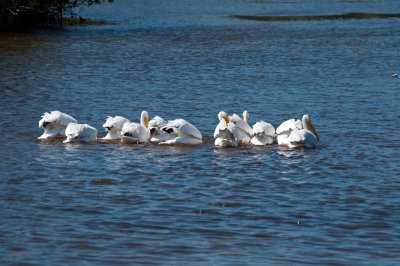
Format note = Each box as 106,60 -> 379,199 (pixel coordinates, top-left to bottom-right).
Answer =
0,0 -> 113,30
231,12 -> 400,22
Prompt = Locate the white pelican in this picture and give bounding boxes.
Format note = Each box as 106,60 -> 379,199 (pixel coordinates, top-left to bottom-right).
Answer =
120,111 -> 151,144
228,110 -> 254,145
214,111 -> 238,147
160,118 -> 202,145
63,123 -> 98,143
251,121 -> 275,145
148,115 -> 171,143
101,116 -> 130,140
276,117 -> 303,146
38,111 -> 77,139
276,114 -> 320,149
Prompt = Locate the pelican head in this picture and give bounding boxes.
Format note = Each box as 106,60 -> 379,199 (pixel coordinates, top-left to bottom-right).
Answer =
38,111 -> 78,140
141,111 -> 149,128
102,116 -> 115,132
41,121 -> 50,128
302,114 -> 319,141
218,111 -> 229,124
243,110 -> 249,123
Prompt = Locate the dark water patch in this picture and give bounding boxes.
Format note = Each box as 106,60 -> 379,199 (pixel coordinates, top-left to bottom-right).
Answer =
344,196 -> 366,204
220,253 -> 250,257
159,245 -> 193,253
109,194 -> 143,203
252,233 -> 275,239
91,178 -> 119,185
6,175 -> 31,185
80,209 -> 106,215
192,228 -> 240,237
336,223 -> 365,231
209,202 -> 243,208
9,246 -> 26,252
66,241 -> 102,250
329,162 -> 352,170
193,209 -> 222,215
37,204 -> 55,211
64,17 -> 116,27
118,241 -> 147,249
231,12 -> 400,22
30,236 -> 49,243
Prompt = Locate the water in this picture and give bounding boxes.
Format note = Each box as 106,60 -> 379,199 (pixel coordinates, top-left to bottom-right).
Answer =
1,0 -> 400,264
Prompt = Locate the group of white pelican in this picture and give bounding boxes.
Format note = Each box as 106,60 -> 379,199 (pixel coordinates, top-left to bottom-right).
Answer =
38,110 -> 320,149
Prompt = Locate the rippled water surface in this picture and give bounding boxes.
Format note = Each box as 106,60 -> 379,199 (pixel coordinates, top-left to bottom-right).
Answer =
1,0 -> 400,264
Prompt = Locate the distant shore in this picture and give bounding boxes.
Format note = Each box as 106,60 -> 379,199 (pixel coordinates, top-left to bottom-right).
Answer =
230,12 -> 400,22
0,12 -> 111,32
0,0 -> 112,31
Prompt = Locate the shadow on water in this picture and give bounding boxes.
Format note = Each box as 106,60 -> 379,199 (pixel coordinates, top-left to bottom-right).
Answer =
230,12 -> 400,22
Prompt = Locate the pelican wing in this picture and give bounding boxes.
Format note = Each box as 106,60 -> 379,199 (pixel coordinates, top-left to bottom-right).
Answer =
39,110 -> 77,128
53,111 -> 77,127
287,129 -> 318,149
276,134 -> 290,147
214,123 -> 237,147
64,123 -> 97,142
228,121 -> 252,143
65,123 -> 81,138
148,116 -> 171,142
276,118 -> 302,135
103,116 -> 114,128
215,132 -> 238,147
38,112 -> 51,128
121,122 -> 150,143
165,119 -> 202,140
103,116 -> 130,130
253,121 -> 275,137
178,120 -> 202,140
149,116 -> 167,129
229,114 -> 253,136
213,121 -> 228,138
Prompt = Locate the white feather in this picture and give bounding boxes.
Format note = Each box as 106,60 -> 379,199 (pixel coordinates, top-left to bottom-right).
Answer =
149,116 -> 167,129
63,123 -> 97,143
287,129 -> 318,149
38,110 -> 77,139
148,116 -> 171,143
120,122 -> 151,143
251,121 -> 275,145
276,115 -> 319,149
119,111 -> 151,144
275,118 -> 302,135
228,112 -> 254,144
160,118 -> 202,145
101,115 -> 130,140
214,111 -> 237,147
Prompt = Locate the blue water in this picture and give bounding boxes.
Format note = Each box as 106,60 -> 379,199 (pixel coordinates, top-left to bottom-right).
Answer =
1,0 -> 400,264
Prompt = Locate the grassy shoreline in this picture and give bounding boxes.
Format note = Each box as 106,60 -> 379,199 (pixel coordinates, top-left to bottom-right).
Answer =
231,12 -> 400,22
